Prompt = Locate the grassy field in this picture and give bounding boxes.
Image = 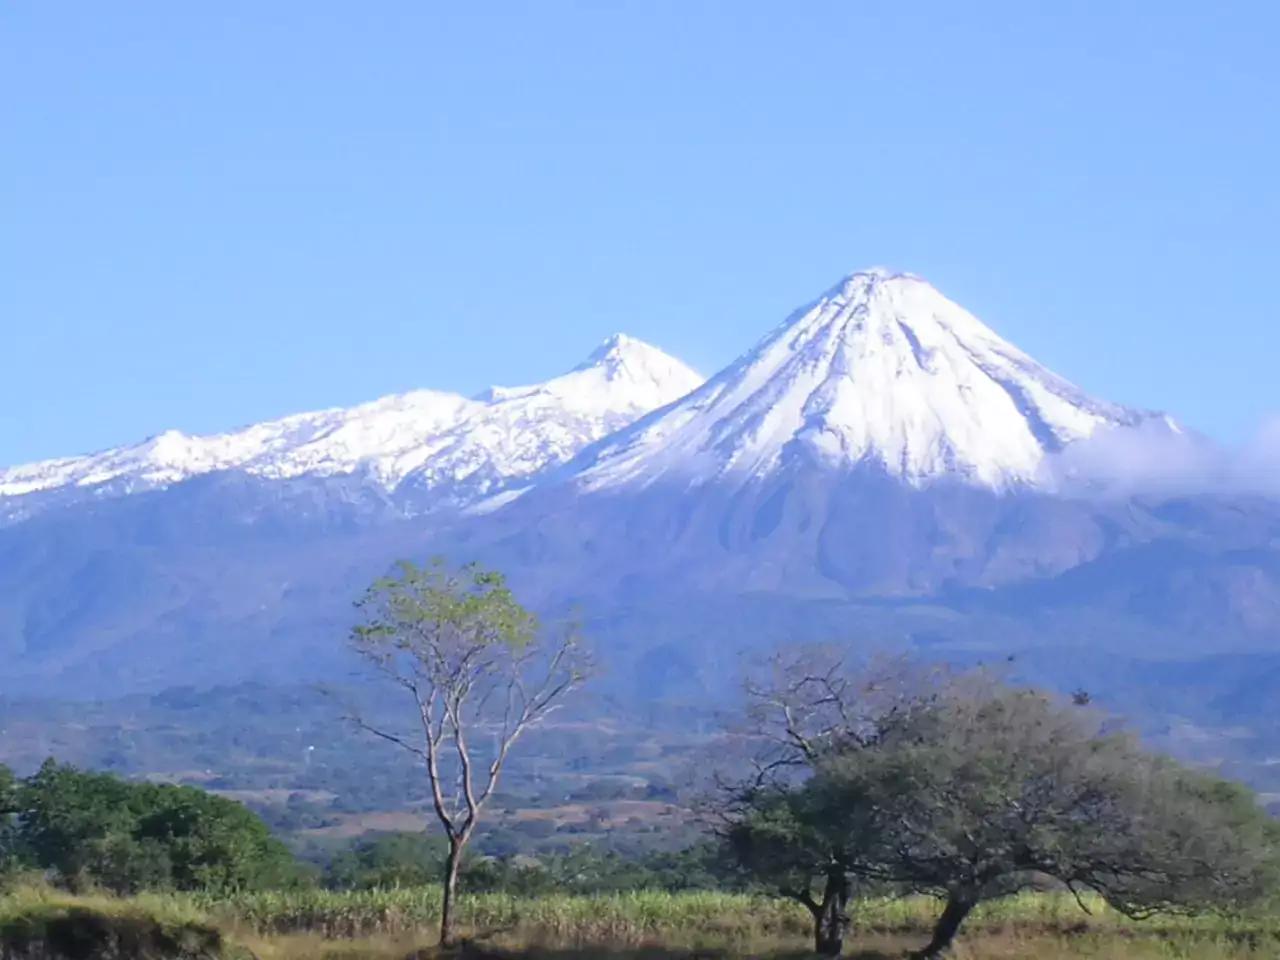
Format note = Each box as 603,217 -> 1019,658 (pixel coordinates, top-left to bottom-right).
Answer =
3,885 -> 1278,959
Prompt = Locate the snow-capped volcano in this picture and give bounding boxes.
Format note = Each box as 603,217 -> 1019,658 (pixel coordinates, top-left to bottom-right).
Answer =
0,334 -> 702,515
399,333 -> 704,507
5,267 -> 1280,711
568,269 -> 1156,493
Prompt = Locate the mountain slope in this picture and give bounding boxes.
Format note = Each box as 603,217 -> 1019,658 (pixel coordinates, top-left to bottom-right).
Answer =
0,267 -> 1276,720
0,334 -> 702,521
465,269 -> 1187,598
400,334 -> 704,509
567,269 -> 1161,494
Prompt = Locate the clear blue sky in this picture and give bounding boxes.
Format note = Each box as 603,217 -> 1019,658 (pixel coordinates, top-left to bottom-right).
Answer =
3,2 -> 1278,464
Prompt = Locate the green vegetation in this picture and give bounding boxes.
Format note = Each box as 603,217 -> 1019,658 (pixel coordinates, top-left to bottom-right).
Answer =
719,656 -> 1280,956
2,885 -> 1278,959
0,884 -> 244,959
348,559 -> 589,946
1,760 -> 301,894
1,566 -> 1278,958
323,834 -> 723,896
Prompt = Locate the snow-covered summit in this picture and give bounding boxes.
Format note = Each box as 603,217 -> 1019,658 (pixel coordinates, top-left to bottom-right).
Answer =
0,335 -> 702,510
478,333 -> 700,409
400,333 -> 703,505
567,269 -> 1157,492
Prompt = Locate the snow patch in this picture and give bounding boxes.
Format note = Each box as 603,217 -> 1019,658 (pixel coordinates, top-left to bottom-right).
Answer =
0,337 -> 703,508
568,270 -> 1161,494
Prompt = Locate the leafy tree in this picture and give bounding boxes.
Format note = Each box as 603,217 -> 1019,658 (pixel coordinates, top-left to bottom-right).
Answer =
0,764 -> 20,876
16,760 -> 299,893
349,559 -> 589,946
17,759 -> 158,892
717,653 -> 1280,958
723,779 -> 860,954
324,834 -> 729,896
132,782 -> 300,892
0,766 -> 16,811
827,681 -> 1280,957
325,832 -> 448,890
715,653 -> 939,954
490,843 -> 728,896
1083,764 -> 1280,918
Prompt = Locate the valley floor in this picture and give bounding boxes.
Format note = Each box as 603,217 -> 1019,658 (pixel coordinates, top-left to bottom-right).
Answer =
243,936 -> 1280,960
3,887 -> 1279,959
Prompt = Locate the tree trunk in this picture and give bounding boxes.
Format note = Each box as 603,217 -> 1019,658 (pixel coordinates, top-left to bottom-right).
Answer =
913,894 -> 975,959
440,840 -> 463,947
812,870 -> 851,957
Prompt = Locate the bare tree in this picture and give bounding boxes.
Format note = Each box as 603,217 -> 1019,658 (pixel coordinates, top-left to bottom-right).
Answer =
739,647 -> 943,779
348,559 -> 589,947
713,649 -> 944,956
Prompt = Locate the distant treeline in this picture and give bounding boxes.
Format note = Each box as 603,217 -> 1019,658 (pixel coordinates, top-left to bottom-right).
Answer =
0,759 -> 721,897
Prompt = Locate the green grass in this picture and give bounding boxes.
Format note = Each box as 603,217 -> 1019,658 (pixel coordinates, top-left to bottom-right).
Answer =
3,885 -> 1279,959
200,887 -> 1279,941
204,887 -> 810,941
0,883 -> 240,959
0,882 -> 213,932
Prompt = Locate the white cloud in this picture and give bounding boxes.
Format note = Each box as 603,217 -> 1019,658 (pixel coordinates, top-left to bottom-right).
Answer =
1237,416 -> 1280,491
1043,416 -> 1280,499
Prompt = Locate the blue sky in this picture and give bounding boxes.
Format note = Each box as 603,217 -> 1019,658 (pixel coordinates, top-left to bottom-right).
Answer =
3,2 -> 1278,464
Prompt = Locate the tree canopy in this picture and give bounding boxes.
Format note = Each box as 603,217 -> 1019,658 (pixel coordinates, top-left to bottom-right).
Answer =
349,558 -> 589,945
717,654 -> 1280,958
4,760 -> 300,894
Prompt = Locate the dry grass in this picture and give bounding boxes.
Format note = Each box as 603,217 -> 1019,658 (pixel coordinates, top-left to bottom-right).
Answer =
0,882 -> 211,931
212,888 -> 1280,958
206,887 -> 1279,941
0,883 -> 237,959
303,811 -> 432,839
3,885 -> 1278,959
231,930 -> 1280,960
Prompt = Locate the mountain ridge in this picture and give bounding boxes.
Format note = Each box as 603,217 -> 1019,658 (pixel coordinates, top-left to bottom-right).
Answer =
0,270 -> 1181,510
0,334 -> 703,521
0,268 -> 1277,761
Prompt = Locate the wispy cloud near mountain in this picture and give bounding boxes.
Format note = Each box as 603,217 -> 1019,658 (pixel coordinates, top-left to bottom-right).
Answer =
1043,416 -> 1280,498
